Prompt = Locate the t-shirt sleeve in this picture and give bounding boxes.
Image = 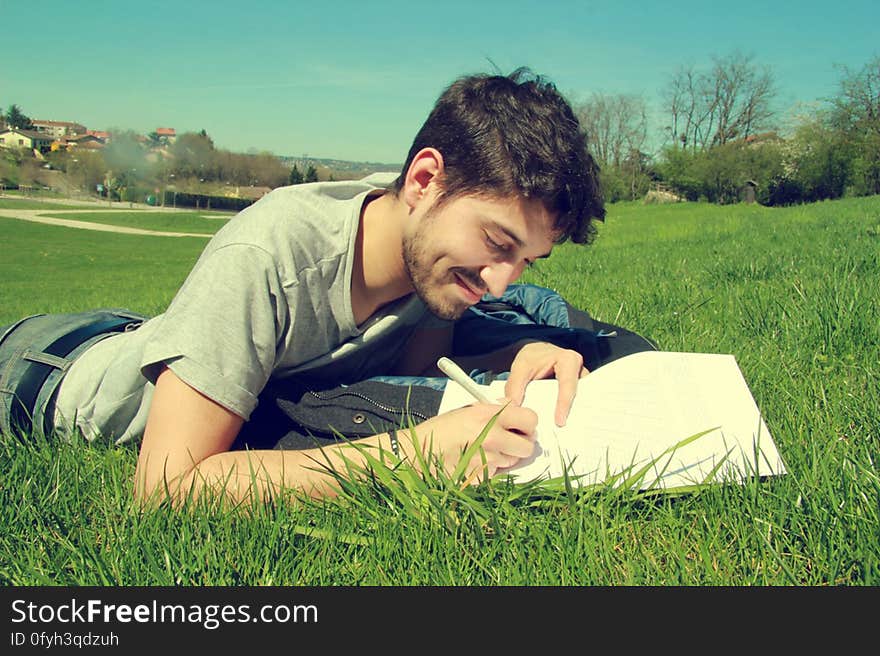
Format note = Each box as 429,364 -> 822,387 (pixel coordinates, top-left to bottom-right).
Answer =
140,243 -> 289,420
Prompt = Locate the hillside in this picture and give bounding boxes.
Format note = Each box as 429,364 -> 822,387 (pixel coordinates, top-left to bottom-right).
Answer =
279,156 -> 402,181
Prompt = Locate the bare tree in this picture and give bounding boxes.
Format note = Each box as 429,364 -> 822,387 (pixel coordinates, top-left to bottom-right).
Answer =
664,65 -> 697,149
576,93 -> 653,200
831,55 -> 880,133
576,93 -> 648,167
663,52 -> 776,152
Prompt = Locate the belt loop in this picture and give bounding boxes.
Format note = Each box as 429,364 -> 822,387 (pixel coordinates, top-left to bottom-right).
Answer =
8,313 -> 141,437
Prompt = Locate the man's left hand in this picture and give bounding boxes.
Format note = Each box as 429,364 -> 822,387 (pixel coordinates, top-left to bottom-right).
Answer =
504,342 -> 589,426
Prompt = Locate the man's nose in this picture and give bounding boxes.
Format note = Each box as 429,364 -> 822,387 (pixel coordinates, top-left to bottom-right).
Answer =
480,261 -> 521,298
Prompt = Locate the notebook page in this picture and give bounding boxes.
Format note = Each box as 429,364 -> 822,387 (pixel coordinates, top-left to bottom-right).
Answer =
436,352 -> 786,489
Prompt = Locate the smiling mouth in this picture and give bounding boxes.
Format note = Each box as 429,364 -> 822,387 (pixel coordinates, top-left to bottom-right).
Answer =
454,273 -> 484,303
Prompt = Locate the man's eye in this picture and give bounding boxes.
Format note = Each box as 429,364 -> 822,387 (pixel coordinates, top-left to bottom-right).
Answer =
485,234 -> 509,252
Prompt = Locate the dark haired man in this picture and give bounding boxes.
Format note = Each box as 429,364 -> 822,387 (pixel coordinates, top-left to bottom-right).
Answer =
0,69 -> 605,503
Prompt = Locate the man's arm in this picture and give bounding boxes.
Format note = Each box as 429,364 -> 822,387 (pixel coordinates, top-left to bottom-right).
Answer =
135,366 -> 378,504
134,366 -> 243,503
134,365 -> 539,505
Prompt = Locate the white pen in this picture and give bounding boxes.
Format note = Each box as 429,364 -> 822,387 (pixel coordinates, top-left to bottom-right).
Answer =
437,356 -> 493,405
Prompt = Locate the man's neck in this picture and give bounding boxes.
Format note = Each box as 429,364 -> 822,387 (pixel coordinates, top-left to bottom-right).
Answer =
350,192 -> 413,326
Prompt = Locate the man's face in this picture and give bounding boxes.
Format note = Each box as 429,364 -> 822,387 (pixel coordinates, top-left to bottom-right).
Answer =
402,191 -> 557,320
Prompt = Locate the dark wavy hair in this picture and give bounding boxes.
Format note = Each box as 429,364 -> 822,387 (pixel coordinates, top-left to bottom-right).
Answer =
391,68 -> 604,244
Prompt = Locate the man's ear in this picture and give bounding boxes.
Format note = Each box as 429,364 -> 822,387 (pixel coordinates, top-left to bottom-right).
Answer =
402,148 -> 444,209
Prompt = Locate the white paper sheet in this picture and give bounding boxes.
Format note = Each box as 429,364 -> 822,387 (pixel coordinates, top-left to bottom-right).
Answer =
437,351 -> 787,490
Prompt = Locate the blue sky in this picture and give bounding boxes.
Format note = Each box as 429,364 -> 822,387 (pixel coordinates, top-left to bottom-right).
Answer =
2,0 -> 877,163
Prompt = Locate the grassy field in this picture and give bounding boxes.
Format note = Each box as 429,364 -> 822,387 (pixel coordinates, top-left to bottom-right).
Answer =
0,216 -> 205,319
0,195 -> 877,585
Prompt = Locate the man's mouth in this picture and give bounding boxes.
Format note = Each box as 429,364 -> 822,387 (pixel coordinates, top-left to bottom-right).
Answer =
453,272 -> 485,303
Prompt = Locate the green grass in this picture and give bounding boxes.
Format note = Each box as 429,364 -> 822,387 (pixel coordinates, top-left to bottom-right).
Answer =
0,217 -> 205,319
44,210 -> 230,234
1,197 -> 878,585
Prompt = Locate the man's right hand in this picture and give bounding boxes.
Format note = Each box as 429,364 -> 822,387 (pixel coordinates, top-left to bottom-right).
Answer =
401,403 -> 539,482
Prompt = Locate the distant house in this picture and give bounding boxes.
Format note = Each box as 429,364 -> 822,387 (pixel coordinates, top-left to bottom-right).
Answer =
156,127 -> 176,144
53,133 -> 106,152
31,119 -> 87,140
87,129 -> 111,142
231,185 -> 272,200
0,128 -> 53,153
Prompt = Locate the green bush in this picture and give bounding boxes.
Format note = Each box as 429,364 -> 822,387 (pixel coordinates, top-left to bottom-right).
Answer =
657,141 -> 784,205
160,190 -> 253,212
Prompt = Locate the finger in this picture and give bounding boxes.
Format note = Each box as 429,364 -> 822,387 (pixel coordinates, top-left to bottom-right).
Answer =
554,383 -> 576,427
491,453 -> 523,471
503,365 -> 533,407
553,355 -> 584,427
498,430 -> 538,459
498,404 -> 538,437
471,449 -> 526,475
481,425 -> 533,456
580,366 -> 590,378
503,342 -> 557,403
476,449 -> 519,467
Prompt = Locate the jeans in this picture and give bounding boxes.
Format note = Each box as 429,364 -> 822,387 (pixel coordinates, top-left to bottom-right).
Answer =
0,309 -> 146,437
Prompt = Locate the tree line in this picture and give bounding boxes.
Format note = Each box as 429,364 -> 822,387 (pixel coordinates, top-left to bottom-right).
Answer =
3,52 -> 878,206
578,52 -> 879,205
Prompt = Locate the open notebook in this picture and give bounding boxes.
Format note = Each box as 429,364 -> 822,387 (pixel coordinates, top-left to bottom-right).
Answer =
438,351 -> 787,491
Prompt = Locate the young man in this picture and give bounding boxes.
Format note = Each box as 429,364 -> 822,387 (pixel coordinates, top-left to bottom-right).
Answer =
0,69 -> 605,503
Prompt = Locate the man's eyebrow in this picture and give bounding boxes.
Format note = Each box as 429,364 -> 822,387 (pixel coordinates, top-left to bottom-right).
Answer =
485,219 -> 552,259
485,219 -> 525,248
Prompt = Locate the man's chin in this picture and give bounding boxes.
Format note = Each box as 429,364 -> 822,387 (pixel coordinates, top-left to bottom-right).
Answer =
418,291 -> 471,321
426,302 -> 469,321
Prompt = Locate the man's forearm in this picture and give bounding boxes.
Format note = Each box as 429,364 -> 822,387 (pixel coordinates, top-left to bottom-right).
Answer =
140,433 -> 399,506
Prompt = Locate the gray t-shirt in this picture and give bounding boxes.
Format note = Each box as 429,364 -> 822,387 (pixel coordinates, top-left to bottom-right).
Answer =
55,174 -> 438,444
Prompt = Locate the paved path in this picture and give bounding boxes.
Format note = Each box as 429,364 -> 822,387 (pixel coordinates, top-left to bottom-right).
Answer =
0,193 -> 188,211
0,208 -> 211,238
